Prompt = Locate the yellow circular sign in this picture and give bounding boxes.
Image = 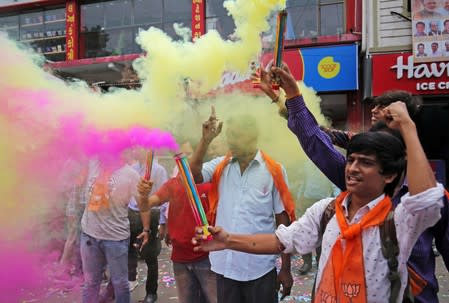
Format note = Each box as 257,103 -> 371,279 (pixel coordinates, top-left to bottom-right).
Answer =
317,56 -> 340,79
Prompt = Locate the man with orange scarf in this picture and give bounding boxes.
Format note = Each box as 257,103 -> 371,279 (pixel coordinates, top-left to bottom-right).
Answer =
193,102 -> 445,303
189,108 -> 295,303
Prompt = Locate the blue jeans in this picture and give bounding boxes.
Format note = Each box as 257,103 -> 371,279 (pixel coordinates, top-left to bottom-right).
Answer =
173,257 -> 217,303
80,232 -> 130,303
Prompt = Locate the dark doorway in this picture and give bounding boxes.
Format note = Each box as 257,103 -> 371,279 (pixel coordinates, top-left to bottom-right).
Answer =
415,101 -> 449,188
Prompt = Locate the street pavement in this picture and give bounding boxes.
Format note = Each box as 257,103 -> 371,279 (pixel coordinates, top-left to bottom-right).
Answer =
35,243 -> 449,302
131,244 -> 449,303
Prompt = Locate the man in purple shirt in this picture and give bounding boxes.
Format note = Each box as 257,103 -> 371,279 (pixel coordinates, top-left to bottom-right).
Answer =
254,65 -> 449,303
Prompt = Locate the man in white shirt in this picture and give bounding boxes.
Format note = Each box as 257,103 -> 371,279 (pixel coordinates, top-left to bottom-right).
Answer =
127,148 -> 168,303
429,42 -> 443,57
189,108 -> 294,303
416,43 -> 428,57
193,102 -> 444,303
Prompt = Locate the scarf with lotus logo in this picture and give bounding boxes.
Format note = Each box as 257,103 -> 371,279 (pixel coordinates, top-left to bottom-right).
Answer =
314,191 -> 392,303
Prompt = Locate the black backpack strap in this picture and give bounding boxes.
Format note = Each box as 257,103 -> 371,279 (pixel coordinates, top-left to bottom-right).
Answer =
319,199 -> 336,239
380,210 -> 414,303
311,199 -> 336,301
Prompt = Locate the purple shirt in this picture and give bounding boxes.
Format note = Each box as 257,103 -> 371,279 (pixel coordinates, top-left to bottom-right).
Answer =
285,95 -> 449,303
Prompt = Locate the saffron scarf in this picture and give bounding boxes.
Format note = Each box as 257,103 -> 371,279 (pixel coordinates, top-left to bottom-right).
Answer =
87,169 -> 112,212
208,151 -> 296,226
314,191 -> 392,303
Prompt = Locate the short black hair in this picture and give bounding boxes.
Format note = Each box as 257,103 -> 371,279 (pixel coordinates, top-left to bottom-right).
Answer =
444,19 -> 449,26
372,90 -> 422,120
369,121 -> 405,147
417,43 -> 425,48
347,132 -> 406,197
416,21 -> 425,27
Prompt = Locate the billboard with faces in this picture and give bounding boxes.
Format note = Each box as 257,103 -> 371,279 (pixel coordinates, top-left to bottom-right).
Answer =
412,0 -> 449,62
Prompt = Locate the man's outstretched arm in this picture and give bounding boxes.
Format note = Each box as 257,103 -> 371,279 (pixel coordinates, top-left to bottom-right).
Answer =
193,226 -> 283,254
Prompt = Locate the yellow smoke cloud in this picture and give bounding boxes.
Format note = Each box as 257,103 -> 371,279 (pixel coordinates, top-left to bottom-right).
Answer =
172,81 -> 329,192
0,0 -> 335,255
134,0 -> 286,105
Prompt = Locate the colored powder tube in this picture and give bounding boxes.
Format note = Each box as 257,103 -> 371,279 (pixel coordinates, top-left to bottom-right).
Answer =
174,153 -> 212,239
144,150 -> 154,180
271,10 -> 288,90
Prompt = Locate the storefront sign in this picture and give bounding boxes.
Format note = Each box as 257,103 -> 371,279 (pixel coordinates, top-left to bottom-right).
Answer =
372,53 -> 449,95
65,0 -> 79,61
217,44 -> 358,93
296,44 -> 358,92
192,0 -> 205,41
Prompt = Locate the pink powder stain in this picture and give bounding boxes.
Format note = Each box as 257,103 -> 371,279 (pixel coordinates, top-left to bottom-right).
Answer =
0,241 -> 46,301
0,234 -> 84,302
0,85 -> 179,299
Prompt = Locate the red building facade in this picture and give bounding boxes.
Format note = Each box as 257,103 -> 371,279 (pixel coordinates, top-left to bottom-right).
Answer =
0,0 -> 363,130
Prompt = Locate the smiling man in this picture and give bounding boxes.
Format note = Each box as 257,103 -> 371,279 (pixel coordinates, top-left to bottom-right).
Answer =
251,64 -> 449,303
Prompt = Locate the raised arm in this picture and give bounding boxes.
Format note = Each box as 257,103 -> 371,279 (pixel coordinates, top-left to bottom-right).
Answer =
385,102 -> 436,194
189,106 -> 223,183
269,66 -> 347,190
136,179 -> 163,212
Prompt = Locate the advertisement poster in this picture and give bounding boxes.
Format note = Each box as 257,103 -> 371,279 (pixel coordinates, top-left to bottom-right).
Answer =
412,0 -> 449,62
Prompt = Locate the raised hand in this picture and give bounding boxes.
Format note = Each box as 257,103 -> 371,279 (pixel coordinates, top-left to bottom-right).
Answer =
202,105 -> 223,143
137,178 -> 153,197
270,64 -> 301,99
250,64 -> 278,101
383,101 -> 414,130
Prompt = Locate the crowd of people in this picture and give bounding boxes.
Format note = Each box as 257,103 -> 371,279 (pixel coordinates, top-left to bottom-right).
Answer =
57,63 -> 449,303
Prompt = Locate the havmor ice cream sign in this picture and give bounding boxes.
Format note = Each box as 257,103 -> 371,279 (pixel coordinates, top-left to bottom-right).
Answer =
373,53 -> 449,95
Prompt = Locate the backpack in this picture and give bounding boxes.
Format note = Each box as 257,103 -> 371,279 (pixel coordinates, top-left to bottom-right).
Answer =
311,199 -> 415,303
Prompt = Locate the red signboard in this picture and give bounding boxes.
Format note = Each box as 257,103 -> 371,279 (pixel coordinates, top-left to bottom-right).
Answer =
65,0 -> 79,61
372,52 -> 449,95
212,50 -> 305,95
192,0 -> 205,41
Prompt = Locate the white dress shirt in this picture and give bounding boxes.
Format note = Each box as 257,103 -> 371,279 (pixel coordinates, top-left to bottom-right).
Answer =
202,151 -> 287,281
128,160 -> 168,223
276,184 -> 444,303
